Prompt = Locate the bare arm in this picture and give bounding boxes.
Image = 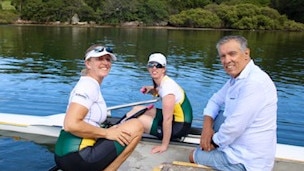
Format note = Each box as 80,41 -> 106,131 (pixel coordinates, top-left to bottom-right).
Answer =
141,85 -> 158,96
151,94 -> 175,153
200,115 -> 216,151
64,102 -> 132,146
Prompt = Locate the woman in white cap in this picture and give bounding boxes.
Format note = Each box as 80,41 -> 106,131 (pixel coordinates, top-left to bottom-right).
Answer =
53,44 -> 144,171
127,53 -> 193,153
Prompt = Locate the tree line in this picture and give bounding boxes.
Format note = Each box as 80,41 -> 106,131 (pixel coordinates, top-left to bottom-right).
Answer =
1,0 -> 304,31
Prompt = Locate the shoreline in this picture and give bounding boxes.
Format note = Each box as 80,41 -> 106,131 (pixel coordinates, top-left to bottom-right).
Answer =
8,22 -> 281,32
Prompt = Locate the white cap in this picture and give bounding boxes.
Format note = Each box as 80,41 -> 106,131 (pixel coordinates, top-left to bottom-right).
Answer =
148,53 -> 167,66
84,46 -> 117,61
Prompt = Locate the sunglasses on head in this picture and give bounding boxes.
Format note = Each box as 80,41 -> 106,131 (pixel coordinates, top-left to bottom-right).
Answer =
94,46 -> 113,53
147,62 -> 164,68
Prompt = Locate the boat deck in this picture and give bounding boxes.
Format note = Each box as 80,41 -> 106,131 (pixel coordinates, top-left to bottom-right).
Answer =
119,138 -> 304,171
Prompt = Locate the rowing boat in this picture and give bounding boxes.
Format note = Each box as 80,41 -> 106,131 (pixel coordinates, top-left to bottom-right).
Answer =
0,99 -> 303,171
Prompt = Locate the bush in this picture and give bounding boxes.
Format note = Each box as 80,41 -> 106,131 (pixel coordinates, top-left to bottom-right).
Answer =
0,10 -> 19,24
235,3 -> 261,18
283,20 -> 304,31
169,8 -> 221,28
203,3 -> 304,31
205,4 -> 238,28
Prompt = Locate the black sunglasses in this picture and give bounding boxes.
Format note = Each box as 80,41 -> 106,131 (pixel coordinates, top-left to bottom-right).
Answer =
147,62 -> 164,68
94,46 -> 113,53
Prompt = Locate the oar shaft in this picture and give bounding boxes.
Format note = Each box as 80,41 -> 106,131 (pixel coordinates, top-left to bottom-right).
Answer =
107,98 -> 159,111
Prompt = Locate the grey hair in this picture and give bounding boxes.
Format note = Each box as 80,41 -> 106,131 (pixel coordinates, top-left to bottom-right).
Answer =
216,35 -> 248,52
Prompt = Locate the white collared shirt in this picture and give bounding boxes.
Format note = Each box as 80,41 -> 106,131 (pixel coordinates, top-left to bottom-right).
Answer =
204,60 -> 278,171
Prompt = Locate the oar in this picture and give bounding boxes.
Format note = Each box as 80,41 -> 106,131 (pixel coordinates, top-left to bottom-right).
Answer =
102,104 -> 154,128
116,104 -> 154,124
107,98 -> 159,111
25,98 -> 160,127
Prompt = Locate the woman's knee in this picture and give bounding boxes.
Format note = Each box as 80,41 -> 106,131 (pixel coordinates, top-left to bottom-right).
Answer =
124,119 -> 144,134
127,105 -> 146,117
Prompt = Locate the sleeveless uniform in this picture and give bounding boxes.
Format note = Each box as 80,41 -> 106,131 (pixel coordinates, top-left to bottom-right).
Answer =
54,76 -> 124,171
150,75 -> 193,139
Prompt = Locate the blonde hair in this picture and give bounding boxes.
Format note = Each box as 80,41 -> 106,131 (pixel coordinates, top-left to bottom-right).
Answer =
84,44 -> 104,59
81,69 -> 88,76
81,44 -> 104,76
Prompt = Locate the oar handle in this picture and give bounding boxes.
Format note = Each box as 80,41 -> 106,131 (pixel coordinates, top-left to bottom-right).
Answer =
129,104 -> 154,119
116,104 -> 154,124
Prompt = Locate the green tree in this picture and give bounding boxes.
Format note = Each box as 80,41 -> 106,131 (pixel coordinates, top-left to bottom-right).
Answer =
271,0 -> 304,23
137,0 -> 168,24
101,0 -> 139,23
84,0 -> 102,11
167,0 -> 211,13
11,0 -> 25,12
213,0 -> 270,6
169,8 -> 221,28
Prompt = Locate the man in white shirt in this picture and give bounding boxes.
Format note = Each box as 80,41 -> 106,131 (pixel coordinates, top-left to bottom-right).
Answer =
189,35 -> 277,171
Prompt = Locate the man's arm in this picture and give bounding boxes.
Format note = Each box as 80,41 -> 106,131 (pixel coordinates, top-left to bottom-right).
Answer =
200,115 -> 216,151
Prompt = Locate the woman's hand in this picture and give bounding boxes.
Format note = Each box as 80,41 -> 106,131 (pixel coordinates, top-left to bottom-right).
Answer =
140,86 -> 154,94
151,144 -> 168,154
105,125 -> 132,146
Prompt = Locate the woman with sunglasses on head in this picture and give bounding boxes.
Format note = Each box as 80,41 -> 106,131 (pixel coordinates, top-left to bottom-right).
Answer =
126,53 -> 193,154
53,44 -> 144,171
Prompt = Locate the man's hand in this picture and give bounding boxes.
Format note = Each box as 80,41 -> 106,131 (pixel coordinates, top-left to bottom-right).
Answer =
200,116 -> 215,151
200,127 -> 215,151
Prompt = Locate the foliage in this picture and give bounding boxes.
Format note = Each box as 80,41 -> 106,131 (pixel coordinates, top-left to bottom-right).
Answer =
17,0 -> 96,23
270,0 -> 304,23
217,0 -> 270,6
101,0 -> 139,24
3,0 -> 304,31
0,10 -> 19,23
283,20 -> 304,32
1,0 -> 16,10
167,0 -> 212,13
203,3 -> 304,31
138,0 -> 169,23
169,8 -> 221,28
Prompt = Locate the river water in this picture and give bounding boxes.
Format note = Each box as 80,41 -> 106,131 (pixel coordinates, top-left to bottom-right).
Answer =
0,25 -> 303,170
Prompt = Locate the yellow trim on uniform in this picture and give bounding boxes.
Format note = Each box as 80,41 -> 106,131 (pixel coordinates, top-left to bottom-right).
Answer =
173,83 -> 186,122
79,138 -> 96,150
174,104 -> 184,122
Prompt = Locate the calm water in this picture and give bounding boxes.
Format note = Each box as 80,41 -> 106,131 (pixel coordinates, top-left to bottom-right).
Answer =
0,25 -> 303,170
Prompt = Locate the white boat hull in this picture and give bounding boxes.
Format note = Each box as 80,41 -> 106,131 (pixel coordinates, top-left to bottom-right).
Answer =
1,112 -> 304,170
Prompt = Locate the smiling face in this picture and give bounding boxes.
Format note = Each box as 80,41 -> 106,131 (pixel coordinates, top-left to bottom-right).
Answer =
85,54 -> 112,83
147,62 -> 166,80
218,39 -> 250,78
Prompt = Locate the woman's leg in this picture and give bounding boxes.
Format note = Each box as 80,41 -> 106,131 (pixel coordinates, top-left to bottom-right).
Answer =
126,106 -> 156,133
104,119 -> 144,171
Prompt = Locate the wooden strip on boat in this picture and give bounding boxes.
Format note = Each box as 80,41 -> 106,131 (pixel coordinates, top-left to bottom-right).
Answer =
153,161 -> 213,171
